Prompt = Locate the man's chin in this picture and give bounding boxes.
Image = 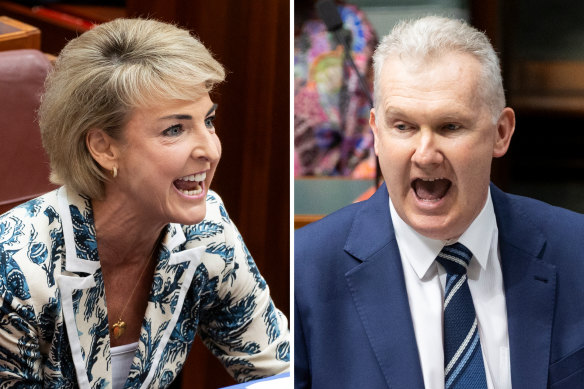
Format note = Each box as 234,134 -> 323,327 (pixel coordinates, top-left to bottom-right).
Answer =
407,215 -> 463,241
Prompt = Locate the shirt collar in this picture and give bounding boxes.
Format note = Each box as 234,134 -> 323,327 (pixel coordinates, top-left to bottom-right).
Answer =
389,188 -> 496,279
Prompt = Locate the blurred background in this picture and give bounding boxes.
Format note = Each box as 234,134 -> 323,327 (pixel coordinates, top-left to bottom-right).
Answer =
3,0 -> 584,385
0,1 -> 289,387
294,0 -> 584,228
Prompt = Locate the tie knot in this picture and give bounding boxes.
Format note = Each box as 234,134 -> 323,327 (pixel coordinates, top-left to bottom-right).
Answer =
436,242 -> 472,275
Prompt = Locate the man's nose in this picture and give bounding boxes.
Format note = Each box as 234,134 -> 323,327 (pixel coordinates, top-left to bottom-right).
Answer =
411,129 -> 444,167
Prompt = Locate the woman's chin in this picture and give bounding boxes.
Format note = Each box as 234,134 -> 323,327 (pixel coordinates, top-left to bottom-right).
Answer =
163,200 -> 207,226
177,209 -> 206,226
165,186 -> 209,225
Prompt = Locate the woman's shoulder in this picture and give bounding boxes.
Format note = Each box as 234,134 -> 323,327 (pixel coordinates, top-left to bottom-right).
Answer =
0,189 -> 62,314
0,189 -> 61,240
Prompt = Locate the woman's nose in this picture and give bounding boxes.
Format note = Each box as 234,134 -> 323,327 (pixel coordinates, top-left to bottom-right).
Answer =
191,130 -> 221,162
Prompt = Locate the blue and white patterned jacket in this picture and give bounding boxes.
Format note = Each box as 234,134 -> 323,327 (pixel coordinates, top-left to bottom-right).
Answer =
0,187 -> 289,388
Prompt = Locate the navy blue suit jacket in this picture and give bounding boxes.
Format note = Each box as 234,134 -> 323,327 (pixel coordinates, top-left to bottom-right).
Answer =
295,183 -> 584,388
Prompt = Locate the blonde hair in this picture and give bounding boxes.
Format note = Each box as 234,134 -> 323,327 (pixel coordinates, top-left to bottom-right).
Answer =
39,18 -> 225,199
372,16 -> 505,121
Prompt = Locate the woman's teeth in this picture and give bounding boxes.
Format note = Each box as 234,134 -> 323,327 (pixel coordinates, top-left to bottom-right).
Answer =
179,172 -> 206,182
179,188 -> 203,196
175,172 -> 206,196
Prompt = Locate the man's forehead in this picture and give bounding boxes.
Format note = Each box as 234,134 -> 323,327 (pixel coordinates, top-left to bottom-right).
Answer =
376,53 -> 483,105
379,52 -> 481,81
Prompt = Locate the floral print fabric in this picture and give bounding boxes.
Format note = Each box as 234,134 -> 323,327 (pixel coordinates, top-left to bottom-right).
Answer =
0,187 -> 289,388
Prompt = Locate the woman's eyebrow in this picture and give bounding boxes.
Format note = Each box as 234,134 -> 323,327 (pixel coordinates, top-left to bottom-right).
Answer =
159,114 -> 192,120
158,104 -> 217,121
207,103 -> 218,116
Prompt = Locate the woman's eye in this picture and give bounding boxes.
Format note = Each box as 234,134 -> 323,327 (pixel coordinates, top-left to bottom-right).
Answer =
205,115 -> 216,129
162,124 -> 183,136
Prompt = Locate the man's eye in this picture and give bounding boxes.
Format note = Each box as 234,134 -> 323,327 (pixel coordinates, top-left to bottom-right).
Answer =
395,123 -> 408,131
443,123 -> 460,131
162,124 -> 183,136
205,115 -> 216,129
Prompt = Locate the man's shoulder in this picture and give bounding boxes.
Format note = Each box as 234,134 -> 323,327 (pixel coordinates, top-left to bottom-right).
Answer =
295,184 -> 393,266
296,200 -> 364,242
295,202 -> 366,274
495,187 -> 584,228
493,187 -> 584,260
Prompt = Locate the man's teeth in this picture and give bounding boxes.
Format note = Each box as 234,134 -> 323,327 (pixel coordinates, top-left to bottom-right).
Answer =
179,172 -> 206,182
420,177 -> 444,182
178,188 -> 203,196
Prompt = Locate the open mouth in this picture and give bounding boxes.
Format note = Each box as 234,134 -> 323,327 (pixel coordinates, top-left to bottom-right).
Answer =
173,172 -> 206,196
412,177 -> 451,202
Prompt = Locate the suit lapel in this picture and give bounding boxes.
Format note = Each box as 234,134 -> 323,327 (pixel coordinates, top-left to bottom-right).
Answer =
341,184 -> 558,388
130,223 -> 204,388
492,185 -> 557,388
57,187 -> 206,388
56,187 -> 111,389
344,185 -> 425,389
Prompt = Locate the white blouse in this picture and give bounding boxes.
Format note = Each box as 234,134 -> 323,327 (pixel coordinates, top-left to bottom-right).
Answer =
111,342 -> 139,389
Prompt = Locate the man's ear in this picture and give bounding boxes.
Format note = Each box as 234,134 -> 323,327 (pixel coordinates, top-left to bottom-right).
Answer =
493,107 -> 515,158
86,129 -> 119,171
370,108 -> 380,156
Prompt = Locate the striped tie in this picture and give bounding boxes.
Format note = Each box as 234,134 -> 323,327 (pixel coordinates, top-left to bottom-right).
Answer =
436,243 -> 487,389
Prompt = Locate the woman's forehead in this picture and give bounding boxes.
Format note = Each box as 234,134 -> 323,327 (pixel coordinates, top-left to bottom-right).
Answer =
126,94 -> 214,121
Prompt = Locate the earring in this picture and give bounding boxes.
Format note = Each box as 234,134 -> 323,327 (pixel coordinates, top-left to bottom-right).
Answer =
112,166 -> 118,178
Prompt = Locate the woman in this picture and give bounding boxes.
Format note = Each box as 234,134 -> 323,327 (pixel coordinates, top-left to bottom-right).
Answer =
0,18 -> 289,388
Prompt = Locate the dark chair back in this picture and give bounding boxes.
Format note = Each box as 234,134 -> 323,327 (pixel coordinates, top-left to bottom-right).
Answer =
0,49 -> 55,214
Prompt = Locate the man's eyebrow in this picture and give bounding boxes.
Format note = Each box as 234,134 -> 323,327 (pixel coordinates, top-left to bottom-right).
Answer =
383,107 -> 409,119
383,106 -> 404,114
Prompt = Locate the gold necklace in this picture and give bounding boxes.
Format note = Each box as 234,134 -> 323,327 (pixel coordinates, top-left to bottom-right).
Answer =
102,237 -> 161,340
111,252 -> 153,339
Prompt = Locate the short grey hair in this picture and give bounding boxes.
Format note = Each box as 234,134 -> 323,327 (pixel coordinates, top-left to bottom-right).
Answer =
39,18 -> 225,199
372,16 -> 505,120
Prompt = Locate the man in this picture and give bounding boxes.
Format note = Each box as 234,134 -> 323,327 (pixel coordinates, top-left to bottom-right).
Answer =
295,16 -> 584,389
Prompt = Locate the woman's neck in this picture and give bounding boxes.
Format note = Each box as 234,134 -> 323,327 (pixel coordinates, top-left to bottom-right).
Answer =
92,193 -> 166,266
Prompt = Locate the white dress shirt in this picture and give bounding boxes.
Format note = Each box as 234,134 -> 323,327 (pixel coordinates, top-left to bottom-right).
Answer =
389,189 -> 511,389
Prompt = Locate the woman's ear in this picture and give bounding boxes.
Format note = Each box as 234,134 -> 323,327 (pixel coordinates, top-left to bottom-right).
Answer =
86,129 -> 119,171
